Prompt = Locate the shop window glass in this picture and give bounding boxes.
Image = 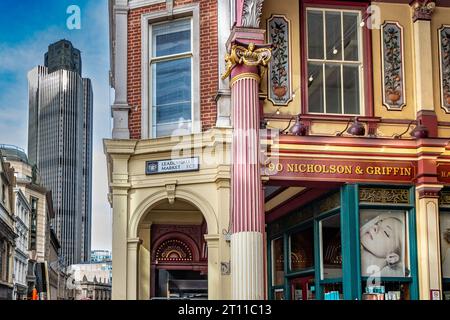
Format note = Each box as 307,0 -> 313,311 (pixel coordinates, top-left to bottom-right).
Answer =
320,214 -> 342,279
272,237 -> 284,286
306,9 -> 362,115
360,210 -> 409,277
290,226 -> 314,271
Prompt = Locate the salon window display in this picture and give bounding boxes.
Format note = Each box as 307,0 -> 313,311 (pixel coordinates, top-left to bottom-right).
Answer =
360,210 -> 409,278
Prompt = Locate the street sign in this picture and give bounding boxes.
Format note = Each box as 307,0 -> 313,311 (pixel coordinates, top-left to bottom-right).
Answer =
146,157 -> 200,175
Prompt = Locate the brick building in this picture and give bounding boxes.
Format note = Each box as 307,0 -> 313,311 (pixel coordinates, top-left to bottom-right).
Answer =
105,0 -> 450,300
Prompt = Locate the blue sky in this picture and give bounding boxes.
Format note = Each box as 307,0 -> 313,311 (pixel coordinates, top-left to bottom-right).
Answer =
0,0 -> 112,251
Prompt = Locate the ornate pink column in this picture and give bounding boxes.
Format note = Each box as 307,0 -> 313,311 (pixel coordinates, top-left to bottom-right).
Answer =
222,33 -> 271,299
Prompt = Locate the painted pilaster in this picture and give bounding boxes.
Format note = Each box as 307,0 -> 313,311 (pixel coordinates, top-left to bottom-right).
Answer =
104,140 -> 136,300
223,28 -> 271,299
111,0 -> 130,139
217,173 -> 232,299
111,186 -> 129,300
414,137 -> 446,299
411,0 -> 437,136
138,224 -> 151,300
205,234 -> 221,300
216,0 -> 232,128
416,185 -> 443,299
127,238 -> 142,300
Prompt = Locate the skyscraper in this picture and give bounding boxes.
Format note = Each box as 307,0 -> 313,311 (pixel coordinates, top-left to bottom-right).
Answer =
27,39 -> 93,266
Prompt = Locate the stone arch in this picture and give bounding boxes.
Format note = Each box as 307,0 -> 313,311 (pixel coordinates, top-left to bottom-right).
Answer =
129,188 -> 219,239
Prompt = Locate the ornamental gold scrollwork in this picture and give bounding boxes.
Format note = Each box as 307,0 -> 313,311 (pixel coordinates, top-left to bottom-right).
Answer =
221,42 -> 272,80
439,191 -> 450,207
359,187 -> 410,204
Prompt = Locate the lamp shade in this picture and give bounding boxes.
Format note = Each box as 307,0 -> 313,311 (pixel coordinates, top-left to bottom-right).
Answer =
347,118 -> 366,136
290,117 -> 307,136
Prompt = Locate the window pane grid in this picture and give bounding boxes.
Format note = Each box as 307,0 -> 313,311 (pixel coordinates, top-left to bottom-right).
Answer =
306,8 -> 362,115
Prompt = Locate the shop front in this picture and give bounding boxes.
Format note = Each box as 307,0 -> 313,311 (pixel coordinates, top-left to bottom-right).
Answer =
263,135 -> 449,300
439,191 -> 450,300
267,185 -> 419,300
437,165 -> 450,300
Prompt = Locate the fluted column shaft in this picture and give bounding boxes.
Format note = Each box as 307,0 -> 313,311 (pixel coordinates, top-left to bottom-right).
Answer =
230,63 -> 265,300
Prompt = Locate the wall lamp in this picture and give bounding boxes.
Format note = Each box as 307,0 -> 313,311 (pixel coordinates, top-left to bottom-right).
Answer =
410,120 -> 429,139
289,115 -> 308,136
337,117 -> 366,137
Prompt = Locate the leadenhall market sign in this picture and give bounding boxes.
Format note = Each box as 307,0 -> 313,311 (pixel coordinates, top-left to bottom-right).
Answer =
146,157 -> 200,175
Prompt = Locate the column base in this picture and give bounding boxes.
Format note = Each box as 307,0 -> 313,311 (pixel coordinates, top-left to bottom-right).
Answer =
231,232 -> 264,300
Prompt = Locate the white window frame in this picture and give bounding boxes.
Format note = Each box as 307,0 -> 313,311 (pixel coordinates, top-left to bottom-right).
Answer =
306,7 -> 364,116
141,4 -> 201,139
150,18 -> 193,138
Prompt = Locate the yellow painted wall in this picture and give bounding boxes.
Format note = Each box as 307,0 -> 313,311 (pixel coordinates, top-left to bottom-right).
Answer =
261,1 -> 450,138
372,3 -> 415,120
261,0 -> 301,117
432,7 -> 450,123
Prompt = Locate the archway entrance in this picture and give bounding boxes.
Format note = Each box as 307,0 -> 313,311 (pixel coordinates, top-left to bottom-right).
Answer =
138,199 -> 208,299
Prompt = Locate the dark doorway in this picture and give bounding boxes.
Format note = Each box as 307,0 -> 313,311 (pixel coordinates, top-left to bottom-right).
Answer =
155,269 -> 207,299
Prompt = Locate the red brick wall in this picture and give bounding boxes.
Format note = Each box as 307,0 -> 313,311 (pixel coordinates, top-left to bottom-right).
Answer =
127,0 -> 218,139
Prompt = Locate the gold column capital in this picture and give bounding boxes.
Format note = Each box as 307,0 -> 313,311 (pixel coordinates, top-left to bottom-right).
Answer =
411,0 -> 436,22
221,41 -> 272,81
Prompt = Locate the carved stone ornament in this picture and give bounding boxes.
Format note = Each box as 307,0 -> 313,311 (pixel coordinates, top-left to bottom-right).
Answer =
221,41 -> 272,80
241,0 -> 265,28
439,25 -> 450,113
165,183 -> 176,205
411,0 -> 436,22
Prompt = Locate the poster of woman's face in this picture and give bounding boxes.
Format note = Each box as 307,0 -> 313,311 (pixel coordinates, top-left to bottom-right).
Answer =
440,213 -> 450,278
360,210 -> 407,277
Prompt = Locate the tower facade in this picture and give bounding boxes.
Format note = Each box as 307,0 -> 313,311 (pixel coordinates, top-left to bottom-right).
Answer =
28,40 -> 93,266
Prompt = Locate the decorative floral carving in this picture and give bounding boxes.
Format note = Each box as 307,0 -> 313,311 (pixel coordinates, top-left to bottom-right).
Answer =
381,22 -> 406,110
242,0 -> 265,28
411,0 -> 436,22
439,26 -> 450,113
267,15 -> 292,106
359,188 -> 410,204
221,41 -> 272,80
